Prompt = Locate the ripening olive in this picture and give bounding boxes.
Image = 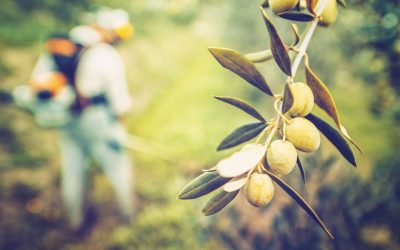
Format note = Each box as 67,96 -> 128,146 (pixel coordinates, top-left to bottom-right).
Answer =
319,0 -> 337,26
245,173 -> 274,207
288,82 -> 314,117
286,117 -> 320,152
267,140 -> 297,175
269,0 -> 299,14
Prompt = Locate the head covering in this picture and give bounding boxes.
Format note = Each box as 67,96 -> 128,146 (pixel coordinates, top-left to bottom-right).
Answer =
69,25 -> 103,46
93,8 -> 134,40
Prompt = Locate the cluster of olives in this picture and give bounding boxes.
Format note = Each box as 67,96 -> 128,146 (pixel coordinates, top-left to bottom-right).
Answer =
268,0 -> 338,26
244,83 -> 321,207
180,0 -> 350,238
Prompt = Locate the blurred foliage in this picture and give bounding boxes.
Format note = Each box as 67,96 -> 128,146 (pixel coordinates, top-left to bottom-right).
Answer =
0,0 -> 90,46
340,0 -> 400,119
0,0 -> 399,249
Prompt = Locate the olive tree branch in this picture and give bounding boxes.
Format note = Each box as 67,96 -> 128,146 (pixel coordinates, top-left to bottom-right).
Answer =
245,49 -> 273,63
266,0 -> 327,144
291,0 -> 327,76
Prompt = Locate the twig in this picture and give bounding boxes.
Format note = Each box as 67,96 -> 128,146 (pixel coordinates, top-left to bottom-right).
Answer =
292,0 -> 327,76
265,0 -> 327,144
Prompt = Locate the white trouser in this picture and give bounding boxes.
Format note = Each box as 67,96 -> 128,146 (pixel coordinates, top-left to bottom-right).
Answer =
59,105 -> 133,227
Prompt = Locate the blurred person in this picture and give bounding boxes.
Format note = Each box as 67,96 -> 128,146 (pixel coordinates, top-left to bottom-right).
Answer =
13,8 -> 135,230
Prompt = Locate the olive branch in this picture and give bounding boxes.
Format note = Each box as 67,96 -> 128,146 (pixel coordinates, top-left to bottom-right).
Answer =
179,0 -> 359,239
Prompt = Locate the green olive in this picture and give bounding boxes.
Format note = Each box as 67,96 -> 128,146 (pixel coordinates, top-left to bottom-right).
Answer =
319,0 -> 338,26
269,0 -> 299,14
288,82 -> 314,117
245,173 -> 274,207
286,117 -> 320,152
267,140 -> 297,175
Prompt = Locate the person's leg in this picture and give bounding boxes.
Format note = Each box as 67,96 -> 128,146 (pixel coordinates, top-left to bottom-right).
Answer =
59,130 -> 88,228
90,123 -> 134,221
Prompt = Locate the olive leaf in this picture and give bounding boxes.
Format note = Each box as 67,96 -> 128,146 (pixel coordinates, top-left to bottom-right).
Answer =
214,96 -> 266,122
178,171 -> 231,200
209,47 -> 273,96
202,189 -> 240,216
282,83 -> 294,114
260,8 -> 292,76
339,124 -> 363,155
278,12 -> 314,22
305,59 -> 340,127
290,23 -> 301,47
223,175 -> 248,192
305,113 -> 356,167
305,59 -> 362,153
217,122 -> 267,151
337,0 -> 346,8
265,170 -> 334,239
217,143 -> 266,178
306,0 -> 318,15
245,49 -> 273,63
297,156 -> 307,185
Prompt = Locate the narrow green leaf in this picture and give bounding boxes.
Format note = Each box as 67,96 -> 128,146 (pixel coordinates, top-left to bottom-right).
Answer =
305,0 -> 318,15
209,47 -> 273,96
178,171 -> 231,200
297,157 -> 307,185
337,0 -> 346,8
305,113 -> 356,167
202,189 -> 239,216
305,60 -> 362,153
305,60 -> 340,128
282,83 -> 294,114
217,143 -> 266,178
290,24 -> 300,47
339,124 -> 363,155
278,12 -> 314,22
260,8 -> 292,76
214,96 -> 266,122
223,175 -> 248,192
265,170 -> 334,239
217,122 -> 267,151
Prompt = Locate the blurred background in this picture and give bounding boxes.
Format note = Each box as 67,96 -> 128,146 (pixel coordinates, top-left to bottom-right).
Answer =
0,0 -> 400,249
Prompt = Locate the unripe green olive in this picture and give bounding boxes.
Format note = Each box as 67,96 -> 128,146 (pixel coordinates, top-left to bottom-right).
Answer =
269,0 -> 299,14
288,82 -> 314,117
319,0 -> 337,26
267,140 -> 297,175
286,117 -> 320,152
245,173 -> 274,207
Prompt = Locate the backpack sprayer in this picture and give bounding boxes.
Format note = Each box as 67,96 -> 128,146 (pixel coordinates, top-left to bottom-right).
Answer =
12,72 -> 75,128
10,80 -> 176,164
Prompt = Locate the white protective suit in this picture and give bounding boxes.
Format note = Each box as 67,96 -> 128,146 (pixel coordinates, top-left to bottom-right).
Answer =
31,25 -> 134,227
